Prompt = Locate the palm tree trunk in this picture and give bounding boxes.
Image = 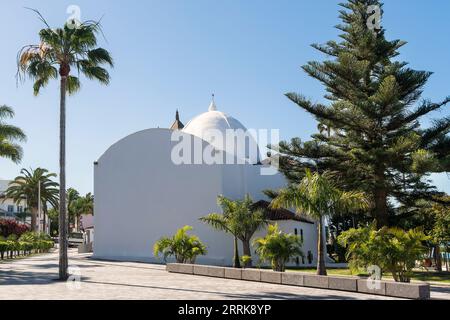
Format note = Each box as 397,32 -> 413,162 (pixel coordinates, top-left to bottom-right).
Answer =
435,245 -> 442,272
233,236 -> 241,268
42,212 -> 46,234
445,248 -> 449,272
76,215 -> 80,232
58,75 -> 69,280
317,217 -> 327,276
242,240 -> 252,267
30,207 -> 38,232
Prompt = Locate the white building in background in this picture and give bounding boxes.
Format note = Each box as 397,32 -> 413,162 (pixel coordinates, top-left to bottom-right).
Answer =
79,213 -> 94,244
0,180 -> 27,222
93,99 -> 319,266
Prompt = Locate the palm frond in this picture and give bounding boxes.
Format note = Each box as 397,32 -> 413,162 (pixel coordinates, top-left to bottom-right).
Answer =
199,213 -> 229,233
67,76 -> 81,94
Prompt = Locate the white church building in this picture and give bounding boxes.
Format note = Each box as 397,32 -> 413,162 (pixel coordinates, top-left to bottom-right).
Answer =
93,98 -> 319,267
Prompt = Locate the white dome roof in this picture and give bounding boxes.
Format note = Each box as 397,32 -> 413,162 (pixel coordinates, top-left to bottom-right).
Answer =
183,111 -> 247,138
183,99 -> 260,164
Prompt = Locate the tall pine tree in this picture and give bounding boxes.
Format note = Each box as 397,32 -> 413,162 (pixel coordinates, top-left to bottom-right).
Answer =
273,0 -> 450,228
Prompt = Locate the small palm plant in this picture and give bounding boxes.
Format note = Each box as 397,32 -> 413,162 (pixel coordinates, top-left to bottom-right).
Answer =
240,255 -> 252,268
253,224 -> 303,272
153,226 -> 207,264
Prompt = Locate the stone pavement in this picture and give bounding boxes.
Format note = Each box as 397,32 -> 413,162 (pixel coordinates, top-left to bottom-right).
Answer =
0,250 -> 447,300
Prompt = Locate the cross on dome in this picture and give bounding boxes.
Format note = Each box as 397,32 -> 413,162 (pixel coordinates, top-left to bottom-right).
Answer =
208,94 -> 217,112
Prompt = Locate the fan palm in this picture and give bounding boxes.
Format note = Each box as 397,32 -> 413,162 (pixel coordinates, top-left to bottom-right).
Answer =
271,169 -> 369,275
5,168 -> 59,232
200,195 -> 267,268
17,10 -> 113,280
0,105 -> 26,163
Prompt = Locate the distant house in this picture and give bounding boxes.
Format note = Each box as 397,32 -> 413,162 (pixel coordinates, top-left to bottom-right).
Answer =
0,179 -> 28,224
79,213 -> 94,244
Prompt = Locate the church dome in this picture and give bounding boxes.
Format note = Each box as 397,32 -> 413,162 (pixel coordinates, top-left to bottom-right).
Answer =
183,97 -> 260,164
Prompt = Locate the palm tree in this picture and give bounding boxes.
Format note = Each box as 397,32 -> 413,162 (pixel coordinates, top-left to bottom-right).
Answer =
17,10 -> 113,280
71,192 -> 94,231
271,169 -> 369,275
67,188 -> 80,232
5,168 -> 59,232
0,105 -> 26,163
200,195 -> 267,268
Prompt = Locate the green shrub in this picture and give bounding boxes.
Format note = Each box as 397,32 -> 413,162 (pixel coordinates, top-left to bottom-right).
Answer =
153,226 -> 207,264
0,237 -> 7,260
240,255 -> 252,268
253,224 -> 303,272
20,241 -> 33,254
0,232 -> 54,260
37,240 -> 54,252
338,224 -> 429,282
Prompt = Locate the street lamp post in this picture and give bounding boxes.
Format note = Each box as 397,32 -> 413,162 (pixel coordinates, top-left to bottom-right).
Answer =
38,180 -> 41,233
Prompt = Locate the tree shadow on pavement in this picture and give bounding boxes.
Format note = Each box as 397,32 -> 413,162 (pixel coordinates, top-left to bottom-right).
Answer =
0,269 -> 91,286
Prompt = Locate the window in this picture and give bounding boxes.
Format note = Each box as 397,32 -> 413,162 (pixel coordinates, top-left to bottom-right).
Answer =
17,206 -> 23,213
7,205 -> 14,213
294,228 -> 298,235
300,229 -> 304,242
307,251 -> 313,264
296,257 -> 300,265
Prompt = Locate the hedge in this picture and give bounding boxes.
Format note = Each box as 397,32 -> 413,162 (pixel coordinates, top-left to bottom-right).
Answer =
0,232 -> 54,260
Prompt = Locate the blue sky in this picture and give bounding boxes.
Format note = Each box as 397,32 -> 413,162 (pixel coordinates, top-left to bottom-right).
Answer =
0,0 -> 449,195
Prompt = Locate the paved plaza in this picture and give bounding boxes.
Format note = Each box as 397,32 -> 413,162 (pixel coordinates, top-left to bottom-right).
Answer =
0,250 -> 449,300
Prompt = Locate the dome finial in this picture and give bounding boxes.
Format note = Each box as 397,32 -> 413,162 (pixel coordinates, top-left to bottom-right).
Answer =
208,94 -> 217,112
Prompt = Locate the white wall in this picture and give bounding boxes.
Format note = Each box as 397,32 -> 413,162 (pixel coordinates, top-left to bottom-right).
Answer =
94,128 -> 318,266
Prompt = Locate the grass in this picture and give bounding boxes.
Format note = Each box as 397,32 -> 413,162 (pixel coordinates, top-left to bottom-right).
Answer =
286,267 -> 450,284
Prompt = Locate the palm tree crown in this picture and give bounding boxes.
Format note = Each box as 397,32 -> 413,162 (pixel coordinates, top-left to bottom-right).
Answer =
271,169 -> 369,275
0,105 -> 26,163
70,191 -> 94,231
272,170 -> 369,219
5,168 -> 59,231
17,11 -> 113,94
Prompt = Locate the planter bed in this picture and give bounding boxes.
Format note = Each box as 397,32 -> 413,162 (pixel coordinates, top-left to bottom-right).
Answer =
166,263 -> 430,300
